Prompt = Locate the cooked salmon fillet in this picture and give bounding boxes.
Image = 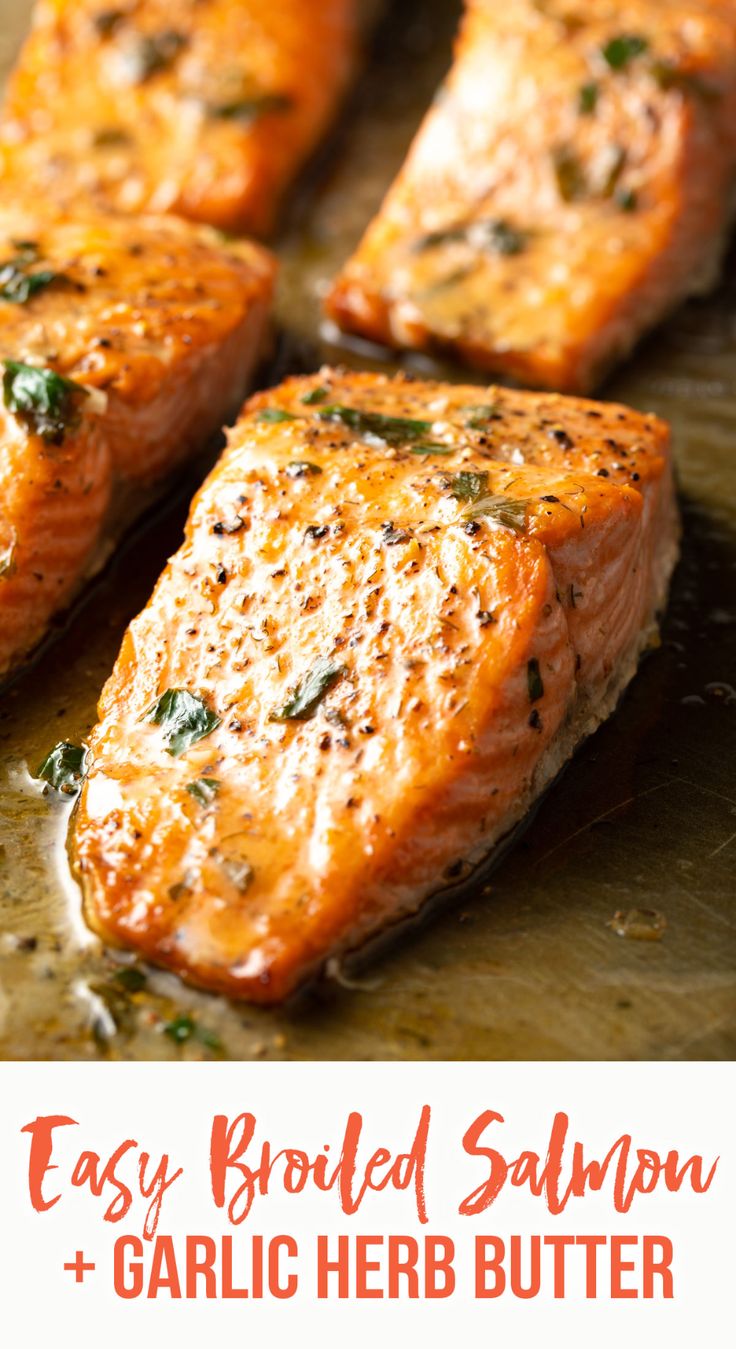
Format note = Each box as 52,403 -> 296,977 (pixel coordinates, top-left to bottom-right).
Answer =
326,0 -> 736,393
0,200 -> 274,680
1,0 -> 357,236
71,368 -> 678,1002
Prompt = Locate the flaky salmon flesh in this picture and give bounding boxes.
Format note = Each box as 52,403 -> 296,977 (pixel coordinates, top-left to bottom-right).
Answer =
0,202 -> 274,681
327,0 -> 736,393
1,0 -> 357,236
71,368 -> 678,1003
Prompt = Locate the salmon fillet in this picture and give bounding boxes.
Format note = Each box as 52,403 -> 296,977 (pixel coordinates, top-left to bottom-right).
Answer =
1,0 -> 357,236
70,368 -> 678,1002
326,0 -> 736,393
0,200 -> 274,680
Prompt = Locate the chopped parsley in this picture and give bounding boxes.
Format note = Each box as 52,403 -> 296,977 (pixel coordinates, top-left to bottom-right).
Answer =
616,187 -> 638,212
300,385 -> 329,405
164,1015 -> 196,1044
601,34 -> 649,70
271,657 -> 345,722
527,658 -> 545,702
144,689 -> 220,757
36,741 -> 86,796
462,403 -> 501,429
112,966 -> 147,993
464,495 -> 528,531
318,404 -> 434,447
186,777 -> 220,806
553,147 -> 587,202
255,407 -> 297,423
578,80 -> 600,114
415,217 -> 527,256
650,60 -> 720,101
445,470 -> 489,504
0,244 -> 59,304
207,93 -> 292,120
3,361 -> 89,443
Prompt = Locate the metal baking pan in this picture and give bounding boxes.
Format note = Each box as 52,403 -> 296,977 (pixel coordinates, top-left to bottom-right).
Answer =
0,0 -> 734,1060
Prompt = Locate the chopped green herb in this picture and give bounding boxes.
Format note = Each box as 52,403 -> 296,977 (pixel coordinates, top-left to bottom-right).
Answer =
0,249 -> 59,304
464,495 -> 528,531
119,29 -> 187,83
144,688 -> 220,757
578,80 -> 599,114
527,658 -> 545,702
186,777 -> 220,806
445,470 -> 489,504
271,657 -> 345,722
601,34 -> 649,70
415,217 -> 527,256
462,403 -> 501,429
300,385 -> 329,405
36,741 -> 85,795
553,146 -> 587,202
408,443 -> 454,455
164,1015 -> 195,1044
3,361 -> 89,443
255,407 -> 298,423
207,93 -> 292,121
616,187 -> 638,212
286,460 -> 322,477
649,59 -> 720,101
112,966 -> 147,993
318,404 -> 434,447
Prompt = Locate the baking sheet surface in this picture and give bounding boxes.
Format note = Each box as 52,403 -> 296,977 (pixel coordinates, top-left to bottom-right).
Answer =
0,0 -> 734,1061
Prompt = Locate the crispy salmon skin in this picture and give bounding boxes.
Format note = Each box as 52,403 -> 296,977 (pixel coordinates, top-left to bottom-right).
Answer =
0,201 -> 274,680
71,369 -> 678,1002
326,0 -> 736,392
1,0 -> 357,236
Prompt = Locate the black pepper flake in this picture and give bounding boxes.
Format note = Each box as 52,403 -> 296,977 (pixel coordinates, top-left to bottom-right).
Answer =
304,524 -> 329,541
529,708 -> 543,731
215,566 -> 228,584
549,427 -> 574,449
596,468 -> 610,477
463,520 -> 481,536
477,610 -> 496,627
359,724 -> 376,736
540,494 -> 560,503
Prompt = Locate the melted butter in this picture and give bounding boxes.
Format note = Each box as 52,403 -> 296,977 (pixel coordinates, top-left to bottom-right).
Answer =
1,0 -> 736,1060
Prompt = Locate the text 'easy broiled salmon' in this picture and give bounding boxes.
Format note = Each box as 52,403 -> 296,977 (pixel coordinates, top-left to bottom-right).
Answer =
71,369 -> 679,1002
1,0 -> 357,236
0,202 -> 274,680
327,0 -> 736,393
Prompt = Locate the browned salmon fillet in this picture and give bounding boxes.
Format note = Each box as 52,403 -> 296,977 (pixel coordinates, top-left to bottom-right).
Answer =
0,200 -> 274,680
70,368 -> 678,1002
326,0 -> 736,392
1,0 -> 357,236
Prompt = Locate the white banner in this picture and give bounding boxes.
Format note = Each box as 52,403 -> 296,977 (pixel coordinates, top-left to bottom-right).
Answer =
0,1062 -> 732,1346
